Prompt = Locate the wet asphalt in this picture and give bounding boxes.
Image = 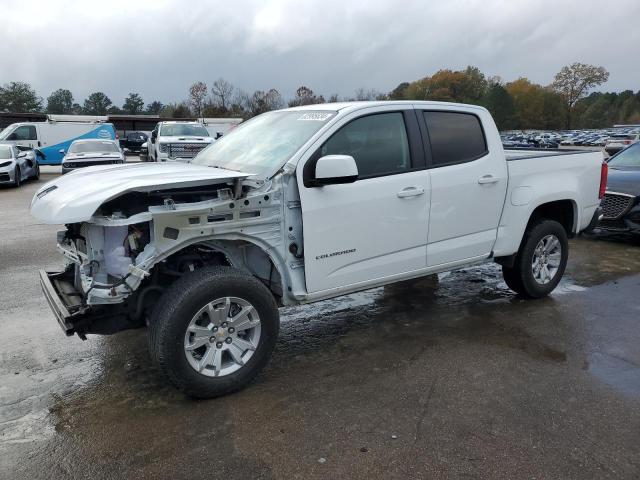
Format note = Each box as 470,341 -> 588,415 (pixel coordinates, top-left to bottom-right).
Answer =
1,167 -> 640,479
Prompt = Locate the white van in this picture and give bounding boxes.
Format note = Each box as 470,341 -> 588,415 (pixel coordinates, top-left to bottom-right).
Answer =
0,115 -> 116,165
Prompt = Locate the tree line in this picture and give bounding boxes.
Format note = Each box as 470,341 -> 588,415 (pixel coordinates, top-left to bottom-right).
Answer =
0,63 -> 637,130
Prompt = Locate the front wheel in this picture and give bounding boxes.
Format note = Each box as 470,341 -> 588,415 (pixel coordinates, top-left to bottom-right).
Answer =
149,266 -> 279,398
12,166 -> 21,187
502,219 -> 568,298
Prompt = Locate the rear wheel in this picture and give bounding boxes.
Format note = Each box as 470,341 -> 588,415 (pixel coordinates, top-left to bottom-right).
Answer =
502,219 -> 568,298
149,266 -> 279,398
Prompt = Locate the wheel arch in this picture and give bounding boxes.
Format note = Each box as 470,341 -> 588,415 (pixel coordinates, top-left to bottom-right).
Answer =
527,198 -> 577,237
149,234 -> 290,304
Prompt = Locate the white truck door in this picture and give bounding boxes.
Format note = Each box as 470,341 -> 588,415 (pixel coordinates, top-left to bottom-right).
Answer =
418,109 -> 508,266
298,109 -> 430,293
10,124 -> 39,149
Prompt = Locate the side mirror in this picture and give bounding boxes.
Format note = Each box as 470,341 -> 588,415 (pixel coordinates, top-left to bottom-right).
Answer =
215,132 -> 223,139
151,132 -> 157,143
59,149 -> 65,154
35,149 -> 45,159
313,155 -> 358,186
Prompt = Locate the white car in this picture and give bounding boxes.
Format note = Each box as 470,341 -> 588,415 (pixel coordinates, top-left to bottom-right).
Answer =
148,121 -> 214,162
61,139 -> 125,174
605,133 -> 640,156
0,144 -> 40,186
32,101 -> 605,398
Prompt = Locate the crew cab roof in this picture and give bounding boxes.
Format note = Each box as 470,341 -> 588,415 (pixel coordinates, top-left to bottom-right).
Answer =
281,100 -> 488,115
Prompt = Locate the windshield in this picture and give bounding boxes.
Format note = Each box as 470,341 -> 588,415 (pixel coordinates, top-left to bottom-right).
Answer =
69,141 -> 119,153
160,124 -> 209,137
192,111 -> 335,177
608,143 -> 640,168
0,146 -> 12,159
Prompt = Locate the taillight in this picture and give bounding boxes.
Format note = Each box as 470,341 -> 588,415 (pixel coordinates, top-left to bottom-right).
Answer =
599,162 -> 608,200
624,140 -> 631,144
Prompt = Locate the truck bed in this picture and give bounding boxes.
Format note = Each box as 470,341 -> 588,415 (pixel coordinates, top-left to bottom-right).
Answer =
491,148 -> 604,258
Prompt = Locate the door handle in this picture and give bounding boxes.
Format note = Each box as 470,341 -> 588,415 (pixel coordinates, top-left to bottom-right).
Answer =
478,175 -> 500,185
397,186 -> 425,198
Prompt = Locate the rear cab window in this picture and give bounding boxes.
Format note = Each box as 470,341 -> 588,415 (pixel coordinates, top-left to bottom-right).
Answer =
422,111 -> 487,166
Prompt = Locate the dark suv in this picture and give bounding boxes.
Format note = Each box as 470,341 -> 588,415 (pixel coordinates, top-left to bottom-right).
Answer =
119,131 -> 148,153
599,143 -> 640,234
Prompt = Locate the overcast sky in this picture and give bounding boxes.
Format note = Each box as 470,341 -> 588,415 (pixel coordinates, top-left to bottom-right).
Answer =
1,0 -> 638,105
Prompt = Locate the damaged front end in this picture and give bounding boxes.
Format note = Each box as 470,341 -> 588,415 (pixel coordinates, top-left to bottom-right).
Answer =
31,163 -> 265,338
42,219 -> 155,338
34,162 -> 294,339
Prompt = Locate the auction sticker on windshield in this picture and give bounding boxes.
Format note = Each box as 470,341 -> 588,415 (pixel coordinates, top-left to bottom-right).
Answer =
297,113 -> 333,121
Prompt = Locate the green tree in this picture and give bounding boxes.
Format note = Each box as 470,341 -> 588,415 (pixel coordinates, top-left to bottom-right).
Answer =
401,66 -> 487,104
506,78 -> 546,129
541,90 -> 564,130
170,102 -> 192,118
389,82 -> 410,100
122,92 -> 144,114
483,83 -> 516,130
83,92 -> 112,115
0,81 -> 43,112
551,62 -> 609,129
46,88 -> 74,114
145,101 -> 164,115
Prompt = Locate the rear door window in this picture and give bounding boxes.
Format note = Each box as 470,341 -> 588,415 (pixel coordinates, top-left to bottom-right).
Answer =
422,111 -> 487,166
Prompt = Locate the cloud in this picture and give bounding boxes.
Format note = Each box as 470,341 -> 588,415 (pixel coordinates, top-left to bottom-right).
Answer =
0,0 -> 637,105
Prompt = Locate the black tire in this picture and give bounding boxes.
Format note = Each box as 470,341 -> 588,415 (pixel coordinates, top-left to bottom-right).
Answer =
148,266 -> 279,398
502,265 -> 525,293
502,219 -> 568,298
12,166 -> 20,187
33,164 -> 40,180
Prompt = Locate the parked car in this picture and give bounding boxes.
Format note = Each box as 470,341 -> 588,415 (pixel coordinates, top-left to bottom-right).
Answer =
31,101 -> 605,398
119,131 -> 148,153
139,141 -> 149,162
0,144 -> 40,186
0,118 -> 116,165
598,142 -> 640,233
605,134 -> 640,156
60,139 -> 125,174
148,121 -> 214,162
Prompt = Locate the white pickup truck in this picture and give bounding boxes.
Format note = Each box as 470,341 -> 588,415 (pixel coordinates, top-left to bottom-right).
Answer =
31,101 -> 606,398
148,121 -> 214,162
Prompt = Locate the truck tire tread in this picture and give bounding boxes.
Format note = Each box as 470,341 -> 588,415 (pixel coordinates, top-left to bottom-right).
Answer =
148,266 -> 279,398
502,219 -> 569,298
